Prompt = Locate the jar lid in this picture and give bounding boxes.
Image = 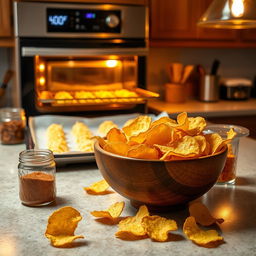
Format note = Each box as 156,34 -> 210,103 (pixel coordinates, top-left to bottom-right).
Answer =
0,108 -> 25,121
19,149 -> 54,166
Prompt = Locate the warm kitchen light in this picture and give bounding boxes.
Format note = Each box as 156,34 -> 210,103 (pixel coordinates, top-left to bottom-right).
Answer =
0,236 -> 16,256
106,60 -> 118,68
38,63 -> 45,72
198,0 -> 256,29
39,76 -> 46,86
231,0 -> 244,17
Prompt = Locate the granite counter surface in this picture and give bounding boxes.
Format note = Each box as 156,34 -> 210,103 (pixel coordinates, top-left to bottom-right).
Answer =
1,138 -> 256,256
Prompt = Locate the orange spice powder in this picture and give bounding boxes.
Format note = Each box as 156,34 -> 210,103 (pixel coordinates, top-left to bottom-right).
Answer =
19,172 -> 56,206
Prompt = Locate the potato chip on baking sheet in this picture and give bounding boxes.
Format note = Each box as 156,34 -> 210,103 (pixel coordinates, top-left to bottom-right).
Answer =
45,206 -> 84,247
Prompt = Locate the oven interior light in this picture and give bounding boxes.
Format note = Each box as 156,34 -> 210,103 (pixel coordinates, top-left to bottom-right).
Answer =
38,64 -> 45,72
39,77 -> 46,86
106,60 -> 118,68
68,61 -> 75,67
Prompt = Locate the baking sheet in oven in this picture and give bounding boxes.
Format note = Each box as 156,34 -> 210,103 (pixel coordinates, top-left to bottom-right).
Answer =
28,112 -> 168,165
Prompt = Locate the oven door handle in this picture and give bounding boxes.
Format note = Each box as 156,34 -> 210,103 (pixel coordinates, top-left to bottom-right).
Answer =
21,47 -> 148,57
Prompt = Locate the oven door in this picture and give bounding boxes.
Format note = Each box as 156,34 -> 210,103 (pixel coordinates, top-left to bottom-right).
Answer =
17,38 -> 157,116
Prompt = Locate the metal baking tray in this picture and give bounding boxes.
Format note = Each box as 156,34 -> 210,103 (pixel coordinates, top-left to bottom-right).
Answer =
37,88 -> 159,106
28,113 -> 164,165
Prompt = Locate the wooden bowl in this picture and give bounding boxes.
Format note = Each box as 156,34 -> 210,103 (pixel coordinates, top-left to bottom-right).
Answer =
94,141 -> 227,210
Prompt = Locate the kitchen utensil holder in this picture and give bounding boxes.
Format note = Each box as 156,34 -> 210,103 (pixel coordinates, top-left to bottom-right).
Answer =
199,75 -> 220,102
165,83 -> 186,103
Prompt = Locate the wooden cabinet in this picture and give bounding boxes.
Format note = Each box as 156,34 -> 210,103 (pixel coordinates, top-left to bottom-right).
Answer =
150,0 -> 199,40
16,0 -> 148,5
0,0 -> 12,37
0,0 -> 13,47
150,0 -> 256,47
239,29 -> 256,41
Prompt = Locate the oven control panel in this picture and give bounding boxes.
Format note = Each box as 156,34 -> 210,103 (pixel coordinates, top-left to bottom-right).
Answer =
47,8 -> 121,33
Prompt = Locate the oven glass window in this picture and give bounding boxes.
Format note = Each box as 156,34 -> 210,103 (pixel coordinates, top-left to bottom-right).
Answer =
35,57 -> 137,92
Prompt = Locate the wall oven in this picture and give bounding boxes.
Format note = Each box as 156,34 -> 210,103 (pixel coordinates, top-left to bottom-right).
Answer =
14,1 -> 158,116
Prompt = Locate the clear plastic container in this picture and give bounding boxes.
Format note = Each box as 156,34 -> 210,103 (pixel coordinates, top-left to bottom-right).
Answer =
18,149 -> 56,206
0,108 -> 26,144
204,124 -> 249,185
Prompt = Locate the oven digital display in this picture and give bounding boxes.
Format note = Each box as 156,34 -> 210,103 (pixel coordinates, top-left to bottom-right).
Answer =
48,15 -> 68,26
47,8 -> 121,33
84,12 -> 96,19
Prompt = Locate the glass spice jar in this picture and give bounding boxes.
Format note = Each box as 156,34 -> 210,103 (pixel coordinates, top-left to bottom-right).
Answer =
18,149 -> 56,206
0,108 -> 26,144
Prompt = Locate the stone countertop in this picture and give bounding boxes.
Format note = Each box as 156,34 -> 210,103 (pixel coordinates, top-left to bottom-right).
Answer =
148,99 -> 256,117
1,138 -> 256,256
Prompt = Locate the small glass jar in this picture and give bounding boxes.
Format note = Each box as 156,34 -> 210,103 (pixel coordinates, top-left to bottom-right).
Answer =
205,124 -> 249,185
0,108 -> 26,144
18,149 -> 56,206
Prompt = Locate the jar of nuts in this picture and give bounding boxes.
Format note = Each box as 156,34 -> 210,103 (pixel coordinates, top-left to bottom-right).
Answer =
0,108 -> 26,144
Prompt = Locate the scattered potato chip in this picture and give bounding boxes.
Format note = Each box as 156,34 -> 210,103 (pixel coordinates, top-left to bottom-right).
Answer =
115,205 -> 149,239
90,201 -> 125,220
127,144 -> 159,159
106,128 -> 127,143
84,179 -> 110,195
45,206 -> 84,247
183,216 -> 223,245
189,202 -> 224,226
122,116 -> 151,138
141,216 -> 178,242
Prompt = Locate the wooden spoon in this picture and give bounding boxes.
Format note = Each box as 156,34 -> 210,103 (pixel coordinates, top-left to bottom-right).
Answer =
181,65 -> 194,84
172,63 -> 183,83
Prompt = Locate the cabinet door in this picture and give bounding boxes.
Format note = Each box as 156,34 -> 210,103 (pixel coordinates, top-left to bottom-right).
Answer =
239,29 -> 256,41
150,0 -> 199,39
0,0 -> 12,37
196,0 -> 237,40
